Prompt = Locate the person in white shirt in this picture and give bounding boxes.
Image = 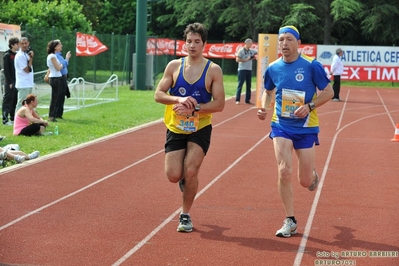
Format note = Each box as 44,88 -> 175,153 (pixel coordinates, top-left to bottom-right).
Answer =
330,48 -> 344,101
46,40 -> 64,122
15,37 -> 34,111
235,38 -> 257,105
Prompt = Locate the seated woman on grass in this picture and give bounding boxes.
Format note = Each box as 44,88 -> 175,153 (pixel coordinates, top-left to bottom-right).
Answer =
13,94 -> 49,136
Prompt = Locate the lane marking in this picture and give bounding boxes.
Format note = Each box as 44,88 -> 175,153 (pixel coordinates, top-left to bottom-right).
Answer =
112,134 -> 270,266
293,90 -> 399,266
377,90 -> 396,128
336,90 -> 350,131
0,120 -> 164,175
0,150 -> 164,231
0,108 -> 253,231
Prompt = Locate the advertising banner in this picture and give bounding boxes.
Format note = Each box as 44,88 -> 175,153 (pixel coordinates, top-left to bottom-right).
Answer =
147,38 -> 259,59
317,45 -> 399,81
76,32 -> 108,56
256,34 -> 278,107
0,23 -> 21,52
146,38 -> 398,82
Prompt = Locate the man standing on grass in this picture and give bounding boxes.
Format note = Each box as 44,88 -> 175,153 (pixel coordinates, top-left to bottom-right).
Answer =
2,37 -> 19,125
15,37 -> 34,111
154,22 -> 225,232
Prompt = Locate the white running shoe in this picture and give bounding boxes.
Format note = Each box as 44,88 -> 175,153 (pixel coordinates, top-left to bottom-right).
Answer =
177,214 -> 193,232
0,150 -> 7,160
276,218 -> 297,238
14,155 -> 26,163
28,151 -> 40,160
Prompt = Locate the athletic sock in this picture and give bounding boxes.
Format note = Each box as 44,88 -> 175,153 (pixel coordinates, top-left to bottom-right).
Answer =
287,216 -> 297,224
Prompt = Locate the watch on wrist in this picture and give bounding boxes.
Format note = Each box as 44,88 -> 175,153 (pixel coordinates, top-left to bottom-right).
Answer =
194,104 -> 201,112
308,102 -> 316,111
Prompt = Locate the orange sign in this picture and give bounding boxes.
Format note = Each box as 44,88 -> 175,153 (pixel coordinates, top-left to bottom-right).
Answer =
256,34 -> 278,108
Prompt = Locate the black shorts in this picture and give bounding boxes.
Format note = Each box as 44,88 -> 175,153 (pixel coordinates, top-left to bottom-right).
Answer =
165,125 -> 212,154
19,123 -> 44,136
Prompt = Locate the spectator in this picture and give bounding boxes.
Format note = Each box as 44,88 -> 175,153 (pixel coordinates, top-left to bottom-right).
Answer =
54,39 -> 71,119
13,94 -> 49,136
330,48 -> 344,101
46,40 -> 64,122
0,145 -> 40,165
2,37 -> 19,126
15,37 -> 34,111
235,38 -> 257,105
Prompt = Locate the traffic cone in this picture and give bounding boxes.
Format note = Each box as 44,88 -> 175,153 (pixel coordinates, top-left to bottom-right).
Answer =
391,124 -> 399,142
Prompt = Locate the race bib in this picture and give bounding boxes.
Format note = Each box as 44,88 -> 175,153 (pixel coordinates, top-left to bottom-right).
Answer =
281,89 -> 305,118
175,113 -> 199,132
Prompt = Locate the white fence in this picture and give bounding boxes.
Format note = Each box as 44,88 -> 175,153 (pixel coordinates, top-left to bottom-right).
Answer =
1,70 -> 119,113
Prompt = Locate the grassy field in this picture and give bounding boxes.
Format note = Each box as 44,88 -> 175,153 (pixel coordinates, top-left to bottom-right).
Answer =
0,73 -> 397,167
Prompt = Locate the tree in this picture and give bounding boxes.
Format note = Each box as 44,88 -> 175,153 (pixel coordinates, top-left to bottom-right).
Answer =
360,0 -> 399,45
77,0 -> 104,30
96,0 -> 137,35
0,0 -> 91,31
280,3 -> 320,44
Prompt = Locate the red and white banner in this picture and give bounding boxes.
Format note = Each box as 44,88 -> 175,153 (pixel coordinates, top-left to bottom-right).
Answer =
278,44 -> 317,58
146,38 -> 399,81
146,38 -> 318,59
147,38 -> 258,59
323,65 -> 399,81
76,32 -> 108,56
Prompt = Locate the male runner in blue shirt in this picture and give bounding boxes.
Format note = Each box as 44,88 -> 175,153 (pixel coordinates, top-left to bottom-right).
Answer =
257,25 -> 333,238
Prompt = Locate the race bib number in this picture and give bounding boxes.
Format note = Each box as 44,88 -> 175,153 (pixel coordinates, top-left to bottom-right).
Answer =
175,113 -> 199,132
281,89 -> 305,118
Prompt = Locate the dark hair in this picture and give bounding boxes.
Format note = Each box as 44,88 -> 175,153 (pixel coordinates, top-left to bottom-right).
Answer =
47,40 -> 61,54
8,37 -> 19,49
22,94 -> 37,106
183,23 -> 208,44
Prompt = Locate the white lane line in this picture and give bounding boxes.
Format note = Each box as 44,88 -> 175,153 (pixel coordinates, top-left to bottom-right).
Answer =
293,89 -> 398,266
0,119 -> 164,175
377,90 -> 397,128
0,108 -> 253,230
0,150 -> 164,231
112,133 -> 270,266
336,90 -> 350,131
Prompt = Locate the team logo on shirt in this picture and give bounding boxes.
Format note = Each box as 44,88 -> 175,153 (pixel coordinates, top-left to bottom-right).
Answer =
178,87 -> 186,96
295,73 -> 304,82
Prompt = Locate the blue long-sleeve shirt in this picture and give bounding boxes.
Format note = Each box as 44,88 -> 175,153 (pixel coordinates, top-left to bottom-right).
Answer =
56,52 -> 69,75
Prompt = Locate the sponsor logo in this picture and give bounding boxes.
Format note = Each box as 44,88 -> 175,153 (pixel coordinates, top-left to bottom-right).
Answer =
299,45 -> 314,55
320,51 -> 333,59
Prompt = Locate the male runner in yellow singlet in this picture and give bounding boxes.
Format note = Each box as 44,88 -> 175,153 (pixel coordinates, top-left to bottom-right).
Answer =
154,22 -> 225,232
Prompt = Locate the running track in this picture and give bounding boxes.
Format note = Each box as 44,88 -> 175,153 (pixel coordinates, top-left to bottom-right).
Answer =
0,86 -> 398,266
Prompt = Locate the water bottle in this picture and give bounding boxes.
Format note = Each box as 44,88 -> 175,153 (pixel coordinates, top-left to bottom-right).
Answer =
54,125 -> 59,136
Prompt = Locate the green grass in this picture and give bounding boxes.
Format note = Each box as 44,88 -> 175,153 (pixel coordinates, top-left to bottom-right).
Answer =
0,74 -> 397,168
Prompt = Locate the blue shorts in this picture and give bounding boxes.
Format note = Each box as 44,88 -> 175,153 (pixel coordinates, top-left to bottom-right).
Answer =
269,127 -> 319,149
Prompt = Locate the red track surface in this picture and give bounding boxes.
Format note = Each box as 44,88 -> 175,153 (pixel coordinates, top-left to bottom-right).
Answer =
1,86 -> 398,266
